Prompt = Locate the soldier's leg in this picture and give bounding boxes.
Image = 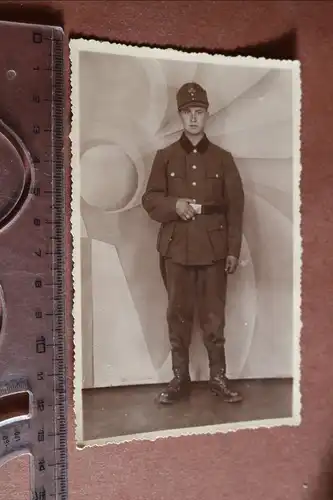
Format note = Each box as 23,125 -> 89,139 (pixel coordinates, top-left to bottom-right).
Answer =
197,261 -> 242,403
157,259 -> 196,404
165,259 -> 196,376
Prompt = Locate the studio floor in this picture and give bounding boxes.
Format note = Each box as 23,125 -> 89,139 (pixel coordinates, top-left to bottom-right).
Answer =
82,378 -> 293,442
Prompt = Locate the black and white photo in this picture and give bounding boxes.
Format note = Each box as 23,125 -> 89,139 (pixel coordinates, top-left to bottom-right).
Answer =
70,39 -> 301,447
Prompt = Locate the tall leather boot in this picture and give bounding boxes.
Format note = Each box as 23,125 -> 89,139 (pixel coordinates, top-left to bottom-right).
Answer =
206,340 -> 243,403
209,367 -> 243,403
157,368 -> 191,404
157,337 -> 191,405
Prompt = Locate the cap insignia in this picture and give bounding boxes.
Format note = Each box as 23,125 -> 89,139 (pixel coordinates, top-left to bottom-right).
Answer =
188,86 -> 196,97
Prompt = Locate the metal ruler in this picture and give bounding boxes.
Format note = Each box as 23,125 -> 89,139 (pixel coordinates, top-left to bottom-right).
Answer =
0,21 -> 67,500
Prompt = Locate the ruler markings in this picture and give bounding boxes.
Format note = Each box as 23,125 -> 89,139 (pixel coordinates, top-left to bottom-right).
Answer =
0,23 -> 68,500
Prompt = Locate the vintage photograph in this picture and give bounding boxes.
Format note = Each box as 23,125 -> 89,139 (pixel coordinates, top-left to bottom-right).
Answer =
70,39 -> 302,446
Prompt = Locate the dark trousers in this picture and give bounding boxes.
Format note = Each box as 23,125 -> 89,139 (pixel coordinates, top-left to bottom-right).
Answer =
161,258 -> 227,378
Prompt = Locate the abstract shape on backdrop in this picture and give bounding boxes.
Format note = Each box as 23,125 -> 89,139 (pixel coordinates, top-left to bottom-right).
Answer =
81,144 -> 138,211
80,216 -> 94,388
80,54 -> 295,386
214,70 -> 293,136
224,235 -> 257,378
242,192 -> 294,377
114,208 -> 171,372
79,51 -> 167,135
80,215 -> 88,238
91,239 -> 157,387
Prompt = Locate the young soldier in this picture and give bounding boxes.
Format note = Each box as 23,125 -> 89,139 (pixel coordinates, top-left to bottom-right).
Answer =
142,82 -> 244,405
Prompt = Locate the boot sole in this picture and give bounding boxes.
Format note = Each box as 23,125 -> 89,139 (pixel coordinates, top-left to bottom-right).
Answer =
211,387 -> 243,403
156,392 -> 191,405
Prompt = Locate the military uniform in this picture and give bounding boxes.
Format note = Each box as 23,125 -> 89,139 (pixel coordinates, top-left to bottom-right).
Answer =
142,82 -> 244,404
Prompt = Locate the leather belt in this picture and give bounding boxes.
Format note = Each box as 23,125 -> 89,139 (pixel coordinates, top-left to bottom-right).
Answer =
190,203 -> 225,215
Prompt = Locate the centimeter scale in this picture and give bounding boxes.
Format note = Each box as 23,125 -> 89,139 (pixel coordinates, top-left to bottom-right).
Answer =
0,21 -> 67,500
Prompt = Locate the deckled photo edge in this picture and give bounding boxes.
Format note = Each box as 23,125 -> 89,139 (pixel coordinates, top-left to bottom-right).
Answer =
69,37 -> 300,69
76,415 -> 300,450
292,60 -> 303,425
69,37 -> 302,449
69,39 -> 84,445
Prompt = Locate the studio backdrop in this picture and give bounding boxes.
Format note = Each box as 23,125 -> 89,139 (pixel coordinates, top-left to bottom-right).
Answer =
78,49 -> 296,389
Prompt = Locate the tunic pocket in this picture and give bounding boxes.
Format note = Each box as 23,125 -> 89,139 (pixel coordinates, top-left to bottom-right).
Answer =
207,222 -> 227,260
207,171 -> 222,180
167,163 -> 186,179
167,167 -> 186,197
206,170 -> 223,200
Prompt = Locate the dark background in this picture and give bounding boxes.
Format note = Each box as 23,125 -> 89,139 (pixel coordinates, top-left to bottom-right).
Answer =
1,1 -> 333,499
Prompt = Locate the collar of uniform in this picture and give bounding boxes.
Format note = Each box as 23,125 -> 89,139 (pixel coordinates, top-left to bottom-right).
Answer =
179,133 -> 209,154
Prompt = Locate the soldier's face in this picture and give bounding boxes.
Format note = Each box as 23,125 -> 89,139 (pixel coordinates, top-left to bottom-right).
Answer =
179,106 -> 208,135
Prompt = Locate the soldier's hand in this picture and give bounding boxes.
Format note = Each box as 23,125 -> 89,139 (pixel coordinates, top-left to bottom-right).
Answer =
225,255 -> 238,274
176,198 -> 196,221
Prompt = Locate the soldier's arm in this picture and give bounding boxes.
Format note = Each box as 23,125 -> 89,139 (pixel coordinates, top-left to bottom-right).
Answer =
141,149 -> 179,223
224,152 -> 245,259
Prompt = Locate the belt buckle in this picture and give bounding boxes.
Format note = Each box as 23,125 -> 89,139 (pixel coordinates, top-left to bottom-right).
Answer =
189,203 -> 202,215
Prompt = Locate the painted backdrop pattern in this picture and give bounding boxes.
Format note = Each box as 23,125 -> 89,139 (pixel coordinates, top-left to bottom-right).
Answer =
78,50 -> 296,388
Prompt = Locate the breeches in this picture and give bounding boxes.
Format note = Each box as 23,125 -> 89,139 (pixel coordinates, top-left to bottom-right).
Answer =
163,258 -> 227,375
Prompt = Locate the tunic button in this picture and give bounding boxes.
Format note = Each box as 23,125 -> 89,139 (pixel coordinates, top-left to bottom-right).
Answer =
170,172 -> 175,177
192,165 -> 197,169
193,149 -> 197,153
192,181 -> 196,186
216,174 -> 219,178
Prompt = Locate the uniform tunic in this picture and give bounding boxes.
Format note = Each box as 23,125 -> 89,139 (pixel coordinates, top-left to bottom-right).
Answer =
142,133 -> 244,266
141,133 -> 244,376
